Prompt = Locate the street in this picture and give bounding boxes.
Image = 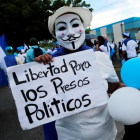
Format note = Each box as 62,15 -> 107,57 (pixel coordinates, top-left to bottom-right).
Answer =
0,86 -> 44,140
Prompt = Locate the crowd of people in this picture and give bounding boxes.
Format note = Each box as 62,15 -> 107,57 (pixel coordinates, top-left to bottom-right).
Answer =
85,34 -> 140,63
1,33 -> 139,71
1,5 -> 140,140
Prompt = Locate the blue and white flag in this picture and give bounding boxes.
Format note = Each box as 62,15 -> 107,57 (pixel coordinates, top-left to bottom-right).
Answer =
0,46 -> 6,63
0,34 -> 8,53
23,42 -> 28,51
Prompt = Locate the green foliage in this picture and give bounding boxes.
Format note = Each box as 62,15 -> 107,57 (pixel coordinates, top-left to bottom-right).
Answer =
0,0 -> 93,48
38,38 -> 56,49
85,28 -> 91,34
65,0 -> 93,11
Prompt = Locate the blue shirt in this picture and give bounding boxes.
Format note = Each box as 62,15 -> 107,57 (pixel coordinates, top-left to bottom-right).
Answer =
26,45 -> 47,63
0,55 -> 17,87
4,55 -> 17,67
52,44 -> 91,58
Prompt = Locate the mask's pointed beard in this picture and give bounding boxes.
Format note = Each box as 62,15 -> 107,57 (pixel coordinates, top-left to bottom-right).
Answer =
71,41 -> 75,49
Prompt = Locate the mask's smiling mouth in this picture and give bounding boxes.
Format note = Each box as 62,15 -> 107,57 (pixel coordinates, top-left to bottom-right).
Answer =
61,34 -> 82,42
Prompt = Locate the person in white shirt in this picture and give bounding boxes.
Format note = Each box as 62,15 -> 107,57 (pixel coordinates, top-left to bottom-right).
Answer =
122,32 -> 138,61
47,42 -> 60,55
98,36 -> 111,57
34,6 -> 125,140
110,41 -> 115,49
17,49 -> 27,64
20,49 -> 26,63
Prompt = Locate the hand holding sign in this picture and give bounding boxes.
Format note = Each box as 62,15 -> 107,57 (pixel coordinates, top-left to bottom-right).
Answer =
34,54 -> 54,64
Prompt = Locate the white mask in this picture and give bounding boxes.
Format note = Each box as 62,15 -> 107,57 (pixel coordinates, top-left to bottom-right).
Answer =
55,14 -> 85,50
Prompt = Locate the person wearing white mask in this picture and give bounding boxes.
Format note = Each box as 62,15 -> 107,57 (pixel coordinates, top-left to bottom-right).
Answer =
34,6 -> 125,140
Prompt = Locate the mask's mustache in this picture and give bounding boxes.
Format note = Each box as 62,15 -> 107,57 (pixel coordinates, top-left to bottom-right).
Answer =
62,33 -> 82,41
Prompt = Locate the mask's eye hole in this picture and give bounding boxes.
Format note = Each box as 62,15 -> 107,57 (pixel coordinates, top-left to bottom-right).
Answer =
72,23 -> 79,28
59,26 -> 66,31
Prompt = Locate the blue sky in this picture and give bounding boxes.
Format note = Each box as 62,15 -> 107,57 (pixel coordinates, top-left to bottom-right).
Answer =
85,0 -> 140,29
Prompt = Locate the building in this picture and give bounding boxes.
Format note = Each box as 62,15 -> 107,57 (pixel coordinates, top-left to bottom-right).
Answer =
90,17 -> 140,44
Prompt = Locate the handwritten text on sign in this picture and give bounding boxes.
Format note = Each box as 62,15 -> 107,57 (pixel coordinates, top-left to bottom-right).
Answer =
7,50 -> 108,130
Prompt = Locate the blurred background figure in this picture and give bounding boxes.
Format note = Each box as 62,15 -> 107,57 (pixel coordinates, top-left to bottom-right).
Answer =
121,32 -> 138,61
20,49 -> 26,64
93,40 -> 98,50
4,46 -> 22,65
118,42 -> 122,60
111,41 -> 117,61
26,38 -> 47,63
23,42 -> 29,51
138,40 -> 140,48
0,46 -> 22,87
85,39 -> 94,48
97,36 -> 111,57
52,41 -> 60,54
14,52 -> 18,57
110,41 -> 115,49
103,35 -> 116,59
134,37 -> 139,44
102,35 -> 107,40
17,46 -> 26,64
55,41 -> 60,48
47,41 -> 60,55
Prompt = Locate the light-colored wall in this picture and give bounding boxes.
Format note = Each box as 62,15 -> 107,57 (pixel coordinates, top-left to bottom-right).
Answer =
107,34 -> 112,43
113,22 -> 124,44
90,30 -> 96,43
90,30 -> 96,35
135,32 -> 140,40
100,27 -> 107,37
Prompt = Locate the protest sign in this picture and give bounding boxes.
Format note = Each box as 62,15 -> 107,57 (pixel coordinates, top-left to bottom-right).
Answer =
7,49 -> 108,130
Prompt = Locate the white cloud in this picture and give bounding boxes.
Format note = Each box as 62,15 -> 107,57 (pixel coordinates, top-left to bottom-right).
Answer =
89,0 -> 140,29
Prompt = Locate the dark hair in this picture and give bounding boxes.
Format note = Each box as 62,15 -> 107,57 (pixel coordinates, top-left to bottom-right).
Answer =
123,35 -> 131,39
29,38 -> 38,46
85,39 -> 93,47
97,36 -> 105,46
123,35 -> 127,38
7,49 -> 13,53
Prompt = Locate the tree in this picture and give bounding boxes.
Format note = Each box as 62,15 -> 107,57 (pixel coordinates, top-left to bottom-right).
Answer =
85,28 -> 92,34
66,0 -> 93,12
0,0 -> 93,49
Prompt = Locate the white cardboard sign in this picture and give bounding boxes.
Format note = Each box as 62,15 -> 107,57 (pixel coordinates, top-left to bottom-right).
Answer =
7,50 -> 108,130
